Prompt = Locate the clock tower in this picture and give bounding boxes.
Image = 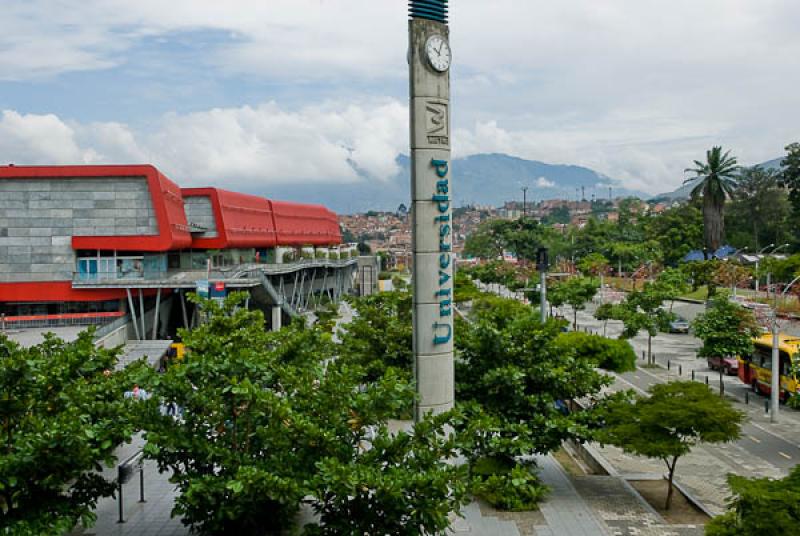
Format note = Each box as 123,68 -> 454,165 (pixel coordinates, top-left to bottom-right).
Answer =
408,0 -> 454,421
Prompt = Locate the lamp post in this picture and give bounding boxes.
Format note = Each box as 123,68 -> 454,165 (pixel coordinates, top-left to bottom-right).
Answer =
729,247 -> 748,297
763,243 -> 790,298
755,243 -> 774,294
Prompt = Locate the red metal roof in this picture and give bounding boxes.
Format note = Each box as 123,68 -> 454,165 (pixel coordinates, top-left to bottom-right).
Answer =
182,188 -> 342,248
0,165 -> 192,252
182,188 -> 278,249
271,200 -> 342,246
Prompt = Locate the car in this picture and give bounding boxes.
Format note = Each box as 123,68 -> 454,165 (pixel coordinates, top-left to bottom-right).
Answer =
668,316 -> 690,333
707,356 -> 739,375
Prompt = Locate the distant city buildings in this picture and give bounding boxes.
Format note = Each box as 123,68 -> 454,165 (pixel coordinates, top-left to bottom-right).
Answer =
338,196 -> 667,265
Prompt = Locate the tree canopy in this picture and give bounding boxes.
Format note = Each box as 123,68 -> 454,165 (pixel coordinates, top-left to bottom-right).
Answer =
140,294 -> 464,535
692,296 -> 761,359
0,331 -> 141,535
685,146 -> 740,255
597,381 -> 744,510
705,465 -> 800,536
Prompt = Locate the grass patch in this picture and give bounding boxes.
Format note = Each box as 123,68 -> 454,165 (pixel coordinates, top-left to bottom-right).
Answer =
680,286 -> 709,301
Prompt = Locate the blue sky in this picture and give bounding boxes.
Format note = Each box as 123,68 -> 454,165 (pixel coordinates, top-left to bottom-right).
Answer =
1,0 -> 799,195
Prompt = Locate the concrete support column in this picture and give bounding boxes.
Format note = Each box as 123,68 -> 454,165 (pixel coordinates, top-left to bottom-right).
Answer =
271,306 -> 282,332
410,14 -> 454,420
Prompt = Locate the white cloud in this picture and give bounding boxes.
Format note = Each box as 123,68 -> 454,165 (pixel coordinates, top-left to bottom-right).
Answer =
536,177 -> 555,188
0,111 -> 87,164
0,100 -> 409,189
2,1 -> 800,193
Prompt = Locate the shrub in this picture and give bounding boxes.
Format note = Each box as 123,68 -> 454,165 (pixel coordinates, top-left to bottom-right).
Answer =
556,331 -> 637,372
470,457 -> 548,511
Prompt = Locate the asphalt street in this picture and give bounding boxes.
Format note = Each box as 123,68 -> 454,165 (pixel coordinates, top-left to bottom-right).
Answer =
476,281 -> 800,475
568,300 -> 800,473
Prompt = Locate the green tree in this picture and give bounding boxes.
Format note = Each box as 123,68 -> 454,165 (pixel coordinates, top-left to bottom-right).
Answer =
456,304 -> 611,508
542,205 -> 570,225
338,291 -> 413,385
141,294 -> 459,535
578,252 -> 611,281
596,382 -> 744,510
654,267 -> 690,312
593,302 -> 617,337
644,203 -> 703,266
556,331 -> 636,372
0,331 -> 139,535
306,412 -> 468,535
726,166 -> 789,251
684,146 -> 740,255
549,277 -> 599,328
614,281 -> 674,365
691,297 -> 760,372
705,465 -> 800,535
779,142 -> 800,248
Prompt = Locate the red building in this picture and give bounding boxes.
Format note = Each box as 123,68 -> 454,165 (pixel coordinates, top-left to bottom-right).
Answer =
0,165 -> 343,321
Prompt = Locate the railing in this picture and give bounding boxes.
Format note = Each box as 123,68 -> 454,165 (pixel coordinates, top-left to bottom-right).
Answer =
0,311 -> 125,330
73,258 -> 358,283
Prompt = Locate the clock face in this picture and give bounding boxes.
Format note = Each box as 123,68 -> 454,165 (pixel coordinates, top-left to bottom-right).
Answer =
425,35 -> 451,73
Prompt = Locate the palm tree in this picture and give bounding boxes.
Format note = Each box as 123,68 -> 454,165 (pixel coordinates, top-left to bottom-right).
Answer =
684,147 -> 739,257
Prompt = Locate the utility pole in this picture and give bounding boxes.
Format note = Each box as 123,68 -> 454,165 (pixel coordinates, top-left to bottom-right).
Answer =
521,186 -> 528,218
409,0 -> 454,421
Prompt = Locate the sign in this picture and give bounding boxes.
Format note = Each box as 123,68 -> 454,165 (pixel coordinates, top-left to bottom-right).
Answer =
210,281 -> 227,301
195,280 -> 209,298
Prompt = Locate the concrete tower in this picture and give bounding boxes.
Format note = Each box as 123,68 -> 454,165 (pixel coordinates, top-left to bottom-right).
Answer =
409,0 -> 454,420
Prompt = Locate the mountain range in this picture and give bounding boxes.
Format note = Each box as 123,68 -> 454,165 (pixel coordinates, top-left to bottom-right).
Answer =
251,153 -> 648,214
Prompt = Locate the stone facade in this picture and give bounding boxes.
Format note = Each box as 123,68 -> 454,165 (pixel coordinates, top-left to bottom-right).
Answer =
0,177 -> 157,282
183,195 -> 218,238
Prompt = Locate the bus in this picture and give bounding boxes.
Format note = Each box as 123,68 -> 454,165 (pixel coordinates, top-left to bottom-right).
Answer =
738,333 -> 800,401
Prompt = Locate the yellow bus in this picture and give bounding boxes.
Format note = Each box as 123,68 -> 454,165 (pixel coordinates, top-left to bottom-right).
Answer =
738,333 -> 800,401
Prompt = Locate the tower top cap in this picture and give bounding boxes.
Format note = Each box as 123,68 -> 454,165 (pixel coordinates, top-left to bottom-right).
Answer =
409,0 -> 448,24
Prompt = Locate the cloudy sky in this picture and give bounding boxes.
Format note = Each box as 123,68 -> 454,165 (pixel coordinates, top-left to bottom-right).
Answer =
1,0 -> 798,195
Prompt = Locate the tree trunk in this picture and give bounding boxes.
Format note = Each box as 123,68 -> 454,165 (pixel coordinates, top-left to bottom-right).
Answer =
703,195 -> 724,254
665,456 -> 679,510
573,308 -> 578,330
648,334 -> 652,365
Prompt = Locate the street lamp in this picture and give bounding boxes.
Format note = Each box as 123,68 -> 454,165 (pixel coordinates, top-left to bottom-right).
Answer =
763,244 -> 790,297
770,274 -> 800,422
728,247 -> 747,297
754,244 -> 774,293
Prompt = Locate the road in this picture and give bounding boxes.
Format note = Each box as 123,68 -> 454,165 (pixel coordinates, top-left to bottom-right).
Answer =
476,281 -> 800,475
567,300 -> 800,474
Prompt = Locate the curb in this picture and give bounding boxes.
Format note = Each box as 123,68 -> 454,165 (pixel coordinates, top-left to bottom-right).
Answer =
567,436 -> 717,520
668,476 -> 717,518
674,297 -> 706,305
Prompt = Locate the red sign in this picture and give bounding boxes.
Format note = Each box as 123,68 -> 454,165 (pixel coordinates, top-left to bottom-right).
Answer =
214,282 -> 226,292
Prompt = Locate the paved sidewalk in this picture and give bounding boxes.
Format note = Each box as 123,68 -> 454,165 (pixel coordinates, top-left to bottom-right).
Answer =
532,454 -> 609,536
